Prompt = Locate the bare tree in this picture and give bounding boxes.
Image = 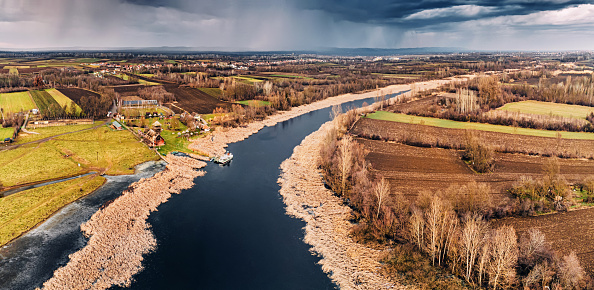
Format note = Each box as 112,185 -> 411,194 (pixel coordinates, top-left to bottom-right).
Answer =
558,252 -> 586,289
426,195 -> 443,265
374,177 -> 390,219
487,225 -> 518,290
410,206 -> 425,249
461,214 -> 488,284
339,135 -> 353,196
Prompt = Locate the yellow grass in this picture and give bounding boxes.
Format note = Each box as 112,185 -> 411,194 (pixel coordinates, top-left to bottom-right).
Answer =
46,88 -> 83,114
16,123 -> 96,144
0,125 -> 159,187
0,175 -> 106,247
0,142 -> 84,187
497,100 -> 594,119
0,128 -> 13,140
367,111 -> 594,140
0,91 -> 37,114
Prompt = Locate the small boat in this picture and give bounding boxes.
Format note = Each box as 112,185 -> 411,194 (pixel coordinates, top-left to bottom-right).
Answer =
213,151 -> 233,164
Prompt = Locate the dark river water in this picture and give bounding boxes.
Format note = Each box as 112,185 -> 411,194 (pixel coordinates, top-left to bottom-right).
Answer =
0,93 -> 402,290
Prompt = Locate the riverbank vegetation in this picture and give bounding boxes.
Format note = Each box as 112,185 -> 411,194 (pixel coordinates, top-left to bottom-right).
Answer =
319,103 -> 593,289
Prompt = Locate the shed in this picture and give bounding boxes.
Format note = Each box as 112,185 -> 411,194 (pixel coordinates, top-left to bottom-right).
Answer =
111,121 -> 123,130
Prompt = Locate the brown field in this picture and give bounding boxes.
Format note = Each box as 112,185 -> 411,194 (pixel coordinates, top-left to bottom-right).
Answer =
495,209 -> 594,274
17,67 -> 52,74
352,118 -> 594,158
111,84 -> 147,96
57,88 -> 101,104
163,85 -> 231,114
357,138 -> 594,203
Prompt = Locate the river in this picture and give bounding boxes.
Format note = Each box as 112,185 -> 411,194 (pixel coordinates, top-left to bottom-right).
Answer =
0,94 -> 398,290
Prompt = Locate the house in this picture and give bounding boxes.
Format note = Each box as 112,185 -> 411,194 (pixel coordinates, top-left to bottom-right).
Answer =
110,121 -> 122,130
152,121 -> 162,133
144,129 -> 165,147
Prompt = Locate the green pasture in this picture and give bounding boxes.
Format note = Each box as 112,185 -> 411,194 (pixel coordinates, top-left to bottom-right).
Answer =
235,100 -> 270,107
497,100 -> 594,119
366,111 -> 594,140
0,91 -> 37,114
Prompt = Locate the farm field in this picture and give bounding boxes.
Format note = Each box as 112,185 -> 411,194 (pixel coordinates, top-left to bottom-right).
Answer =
198,87 -> 222,98
46,88 -> 82,114
357,138 -> 594,203
163,85 -> 231,114
352,118 -> 594,158
235,100 -> 270,107
366,111 -> 594,140
232,75 -> 263,83
0,91 -> 37,114
30,90 -> 61,116
497,100 -> 594,119
16,123 -> 96,144
57,88 -> 101,104
0,175 -> 105,247
495,208 -> 594,274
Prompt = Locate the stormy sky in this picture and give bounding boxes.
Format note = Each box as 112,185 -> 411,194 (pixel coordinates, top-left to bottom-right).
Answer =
1,0 -> 593,51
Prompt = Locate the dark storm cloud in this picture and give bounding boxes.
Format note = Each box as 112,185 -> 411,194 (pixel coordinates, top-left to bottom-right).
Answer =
1,0 -> 594,50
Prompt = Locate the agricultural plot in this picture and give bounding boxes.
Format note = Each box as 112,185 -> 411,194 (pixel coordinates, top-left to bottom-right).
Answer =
198,88 -> 222,98
366,111 -> 594,140
497,100 -> 594,119
163,85 -> 231,114
496,208 -> 594,274
235,100 -> 270,107
57,88 -> 101,104
352,118 -> 594,159
46,88 -> 82,114
30,90 -> 62,116
232,76 -> 264,83
268,74 -> 314,80
0,91 -> 37,114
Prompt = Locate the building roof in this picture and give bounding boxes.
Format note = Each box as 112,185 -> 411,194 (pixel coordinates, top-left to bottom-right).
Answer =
152,121 -> 162,127
112,121 -> 122,128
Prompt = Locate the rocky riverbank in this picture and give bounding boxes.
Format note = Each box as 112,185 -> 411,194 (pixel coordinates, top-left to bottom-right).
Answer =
38,155 -> 206,290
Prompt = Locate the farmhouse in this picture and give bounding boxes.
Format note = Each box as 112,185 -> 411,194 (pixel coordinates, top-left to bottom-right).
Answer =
143,129 -> 165,147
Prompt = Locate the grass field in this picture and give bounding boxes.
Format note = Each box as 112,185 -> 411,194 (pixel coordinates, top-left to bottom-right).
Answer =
0,91 -> 37,114
30,90 -> 62,116
0,128 -> 13,140
157,129 -> 198,155
16,123 -> 96,144
198,88 -> 223,98
367,111 -> 594,140
497,100 -> 594,119
0,174 -> 105,247
138,73 -> 154,77
46,88 -> 82,114
0,125 -> 158,187
51,125 -> 160,175
269,74 -> 314,80
232,76 -> 264,83
0,142 -> 85,187
115,74 -> 160,86
235,100 -> 270,107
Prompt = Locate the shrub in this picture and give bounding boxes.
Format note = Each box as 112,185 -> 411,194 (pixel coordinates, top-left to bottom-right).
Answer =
463,131 -> 494,173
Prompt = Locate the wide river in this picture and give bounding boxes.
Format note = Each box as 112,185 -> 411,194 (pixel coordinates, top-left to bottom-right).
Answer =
0,94 -> 394,290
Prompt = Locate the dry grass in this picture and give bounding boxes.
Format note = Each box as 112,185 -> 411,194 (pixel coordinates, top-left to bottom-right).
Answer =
0,91 -> 36,114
